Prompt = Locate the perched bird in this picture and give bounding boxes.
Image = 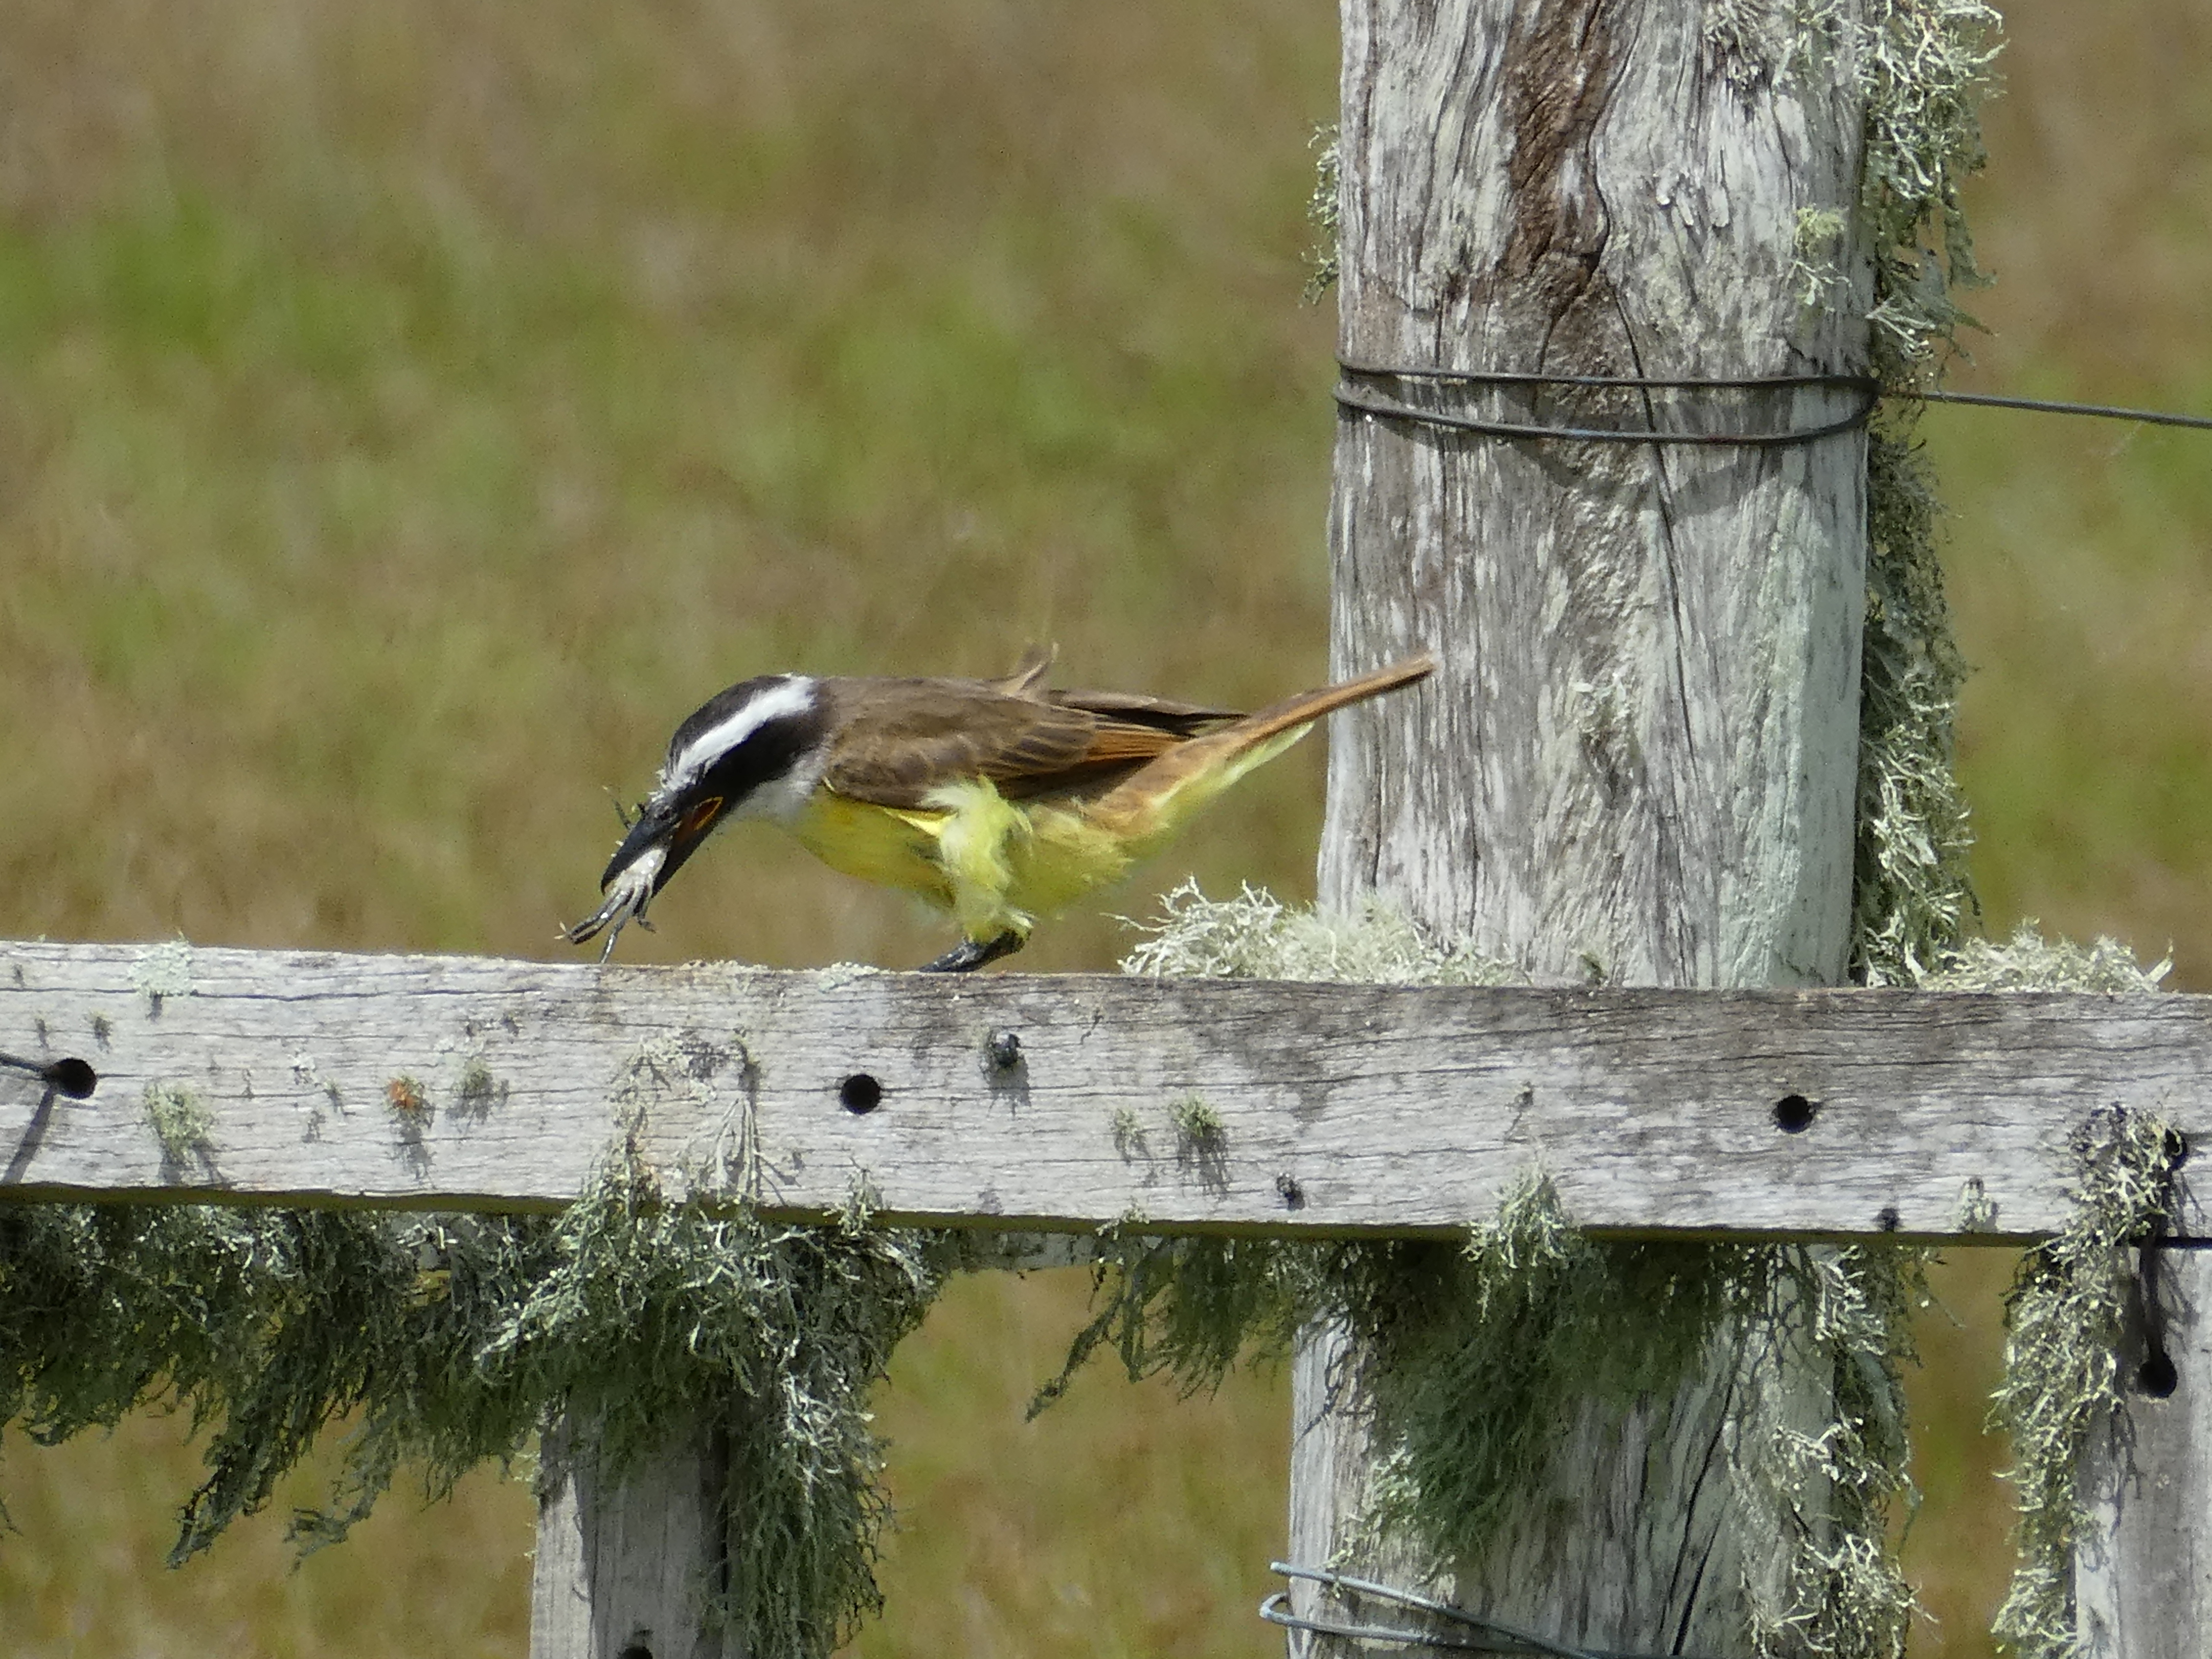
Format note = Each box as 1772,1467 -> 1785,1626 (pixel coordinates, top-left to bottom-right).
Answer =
567,647 -> 1434,971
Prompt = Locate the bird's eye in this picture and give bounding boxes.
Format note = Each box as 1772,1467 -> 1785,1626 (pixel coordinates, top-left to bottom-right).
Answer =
678,796 -> 725,840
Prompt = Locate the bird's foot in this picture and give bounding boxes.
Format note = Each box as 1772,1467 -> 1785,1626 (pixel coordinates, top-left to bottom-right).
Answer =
919,932 -> 1026,974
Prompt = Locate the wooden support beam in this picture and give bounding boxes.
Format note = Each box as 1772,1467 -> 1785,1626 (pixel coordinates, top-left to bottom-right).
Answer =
2,938 -> 2204,1241
2078,1246 -> 2212,1659
531,1413 -> 735,1659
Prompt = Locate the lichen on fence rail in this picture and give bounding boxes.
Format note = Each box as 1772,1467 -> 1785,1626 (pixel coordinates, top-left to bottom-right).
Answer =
0,1142 -> 953,1658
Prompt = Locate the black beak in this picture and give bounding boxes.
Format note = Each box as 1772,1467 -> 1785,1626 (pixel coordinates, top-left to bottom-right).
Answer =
598,791 -> 726,895
566,792 -> 728,956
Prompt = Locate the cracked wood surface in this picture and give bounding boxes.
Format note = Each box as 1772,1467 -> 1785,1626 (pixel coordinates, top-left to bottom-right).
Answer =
1,939 -> 2203,1240
1302,2 -> 1879,1652
1319,0 -> 1870,986
2080,1249 -> 2212,1659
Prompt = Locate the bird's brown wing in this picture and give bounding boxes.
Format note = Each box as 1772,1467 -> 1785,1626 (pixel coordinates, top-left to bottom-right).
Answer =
982,647 -> 1234,734
1048,687 -> 1239,735
818,677 -> 1211,808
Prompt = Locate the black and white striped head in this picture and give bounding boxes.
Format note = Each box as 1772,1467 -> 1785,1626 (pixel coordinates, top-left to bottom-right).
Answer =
566,674 -> 829,956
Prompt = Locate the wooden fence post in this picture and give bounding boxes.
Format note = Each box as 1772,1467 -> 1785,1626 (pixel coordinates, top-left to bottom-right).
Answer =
531,1412 -> 736,1659
1297,0 -> 1870,1650
2077,1246 -> 2212,1659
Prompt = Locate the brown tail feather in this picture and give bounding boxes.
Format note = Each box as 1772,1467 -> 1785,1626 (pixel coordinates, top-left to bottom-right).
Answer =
1228,652 -> 1436,748
1085,652 -> 1435,833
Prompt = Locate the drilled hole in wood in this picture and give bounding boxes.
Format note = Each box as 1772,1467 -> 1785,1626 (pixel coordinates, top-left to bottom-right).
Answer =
0,1052 -> 97,1098
1772,1093 -> 1818,1133
47,1057 -> 97,1098
839,1073 -> 883,1114
2140,1351 -> 2179,1399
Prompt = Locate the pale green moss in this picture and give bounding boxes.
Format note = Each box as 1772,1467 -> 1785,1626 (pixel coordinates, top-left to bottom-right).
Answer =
144,1082 -> 214,1164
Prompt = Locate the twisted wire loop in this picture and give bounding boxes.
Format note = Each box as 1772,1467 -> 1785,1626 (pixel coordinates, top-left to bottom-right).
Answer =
1335,359 -> 1882,447
1260,1563 -> 1730,1659
1337,357 -> 2212,445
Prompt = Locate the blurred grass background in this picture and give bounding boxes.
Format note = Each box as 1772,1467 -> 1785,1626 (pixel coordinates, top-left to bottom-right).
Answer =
0,0 -> 2205,1653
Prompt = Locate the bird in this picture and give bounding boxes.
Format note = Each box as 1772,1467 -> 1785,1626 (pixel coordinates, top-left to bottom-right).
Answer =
566,646 -> 1435,971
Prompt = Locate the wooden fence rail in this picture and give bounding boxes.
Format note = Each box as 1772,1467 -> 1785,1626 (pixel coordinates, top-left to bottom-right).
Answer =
3,939 -> 2202,1241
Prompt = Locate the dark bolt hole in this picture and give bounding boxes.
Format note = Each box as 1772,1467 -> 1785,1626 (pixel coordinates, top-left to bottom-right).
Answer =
839,1073 -> 883,1114
617,1642 -> 654,1659
2139,1350 -> 2180,1399
1772,1093 -> 1818,1134
987,1030 -> 1023,1070
1876,1205 -> 1902,1233
0,1052 -> 97,1098
2166,1128 -> 2191,1169
1275,1173 -> 1305,1209
46,1058 -> 98,1098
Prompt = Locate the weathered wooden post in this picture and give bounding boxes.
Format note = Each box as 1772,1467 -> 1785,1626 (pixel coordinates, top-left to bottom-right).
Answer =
2077,1248 -> 2212,1659
532,1414 -> 734,1659
1295,0 -> 1870,1649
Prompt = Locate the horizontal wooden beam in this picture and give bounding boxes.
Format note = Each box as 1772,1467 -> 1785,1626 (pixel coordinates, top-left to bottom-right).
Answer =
0,939 -> 2203,1242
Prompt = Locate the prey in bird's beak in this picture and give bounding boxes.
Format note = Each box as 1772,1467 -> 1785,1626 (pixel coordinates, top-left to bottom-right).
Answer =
563,791 -> 728,961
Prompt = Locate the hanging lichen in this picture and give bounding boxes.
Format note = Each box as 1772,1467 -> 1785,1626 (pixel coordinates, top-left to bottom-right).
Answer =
1104,885 -> 1928,1659
1845,0 -> 2001,985
1988,1107 -> 2177,1659
1051,24 -> 2015,1651
0,1149 -> 951,1659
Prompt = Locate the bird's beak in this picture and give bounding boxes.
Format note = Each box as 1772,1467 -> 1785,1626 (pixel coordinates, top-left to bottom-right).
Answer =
564,793 -> 727,958
603,793 -> 727,893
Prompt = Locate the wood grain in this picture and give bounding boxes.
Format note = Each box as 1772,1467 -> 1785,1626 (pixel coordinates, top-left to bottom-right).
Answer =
2078,1247 -> 2212,1659
2,939 -> 2202,1241
1319,0 -> 1871,991
1304,0 -> 1879,1650
532,1414 -> 735,1659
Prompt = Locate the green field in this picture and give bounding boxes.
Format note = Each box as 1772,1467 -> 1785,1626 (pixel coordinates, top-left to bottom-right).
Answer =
3,1 -> 2208,1654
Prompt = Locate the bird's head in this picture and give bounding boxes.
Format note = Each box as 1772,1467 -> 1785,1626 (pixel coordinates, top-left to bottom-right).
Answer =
566,674 -> 828,958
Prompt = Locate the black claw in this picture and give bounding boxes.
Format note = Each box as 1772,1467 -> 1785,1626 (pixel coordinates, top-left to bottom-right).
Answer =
918,932 -> 1026,974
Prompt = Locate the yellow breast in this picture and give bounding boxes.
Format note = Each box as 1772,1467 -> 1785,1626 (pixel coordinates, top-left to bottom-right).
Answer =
786,782 -> 1139,942
783,718 -> 1316,945
786,791 -> 957,910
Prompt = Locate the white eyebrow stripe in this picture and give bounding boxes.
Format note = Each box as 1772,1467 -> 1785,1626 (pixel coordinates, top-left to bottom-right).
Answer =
664,676 -> 819,787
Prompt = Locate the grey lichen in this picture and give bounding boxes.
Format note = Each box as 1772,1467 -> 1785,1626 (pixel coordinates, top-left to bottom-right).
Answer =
145,1082 -> 214,1167
1123,881 -> 1515,987
1107,887 -> 1920,1659
1956,1176 -> 1998,1234
1842,0 -> 2002,989
1304,123 -> 1341,300
1168,1095 -> 1224,1151
1853,0 -> 2001,376
1854,427 -> 1976,983
0,1145 -> 951,1659
1923,922 -> 2170,994
1990,1107 -> 2177,1659
130,939 -> 195,1013
1792,206 -> 1852,308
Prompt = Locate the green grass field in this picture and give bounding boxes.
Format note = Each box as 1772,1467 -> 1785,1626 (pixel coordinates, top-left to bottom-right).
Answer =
3,1 -> 2208,1653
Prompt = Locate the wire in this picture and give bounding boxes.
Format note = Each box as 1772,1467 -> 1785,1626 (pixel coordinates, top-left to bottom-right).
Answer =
1910,388 -> 2212,431
1261,1562 -> 1731,1659
1335,362 -> 1880,447
1335,358 -> 2212,445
